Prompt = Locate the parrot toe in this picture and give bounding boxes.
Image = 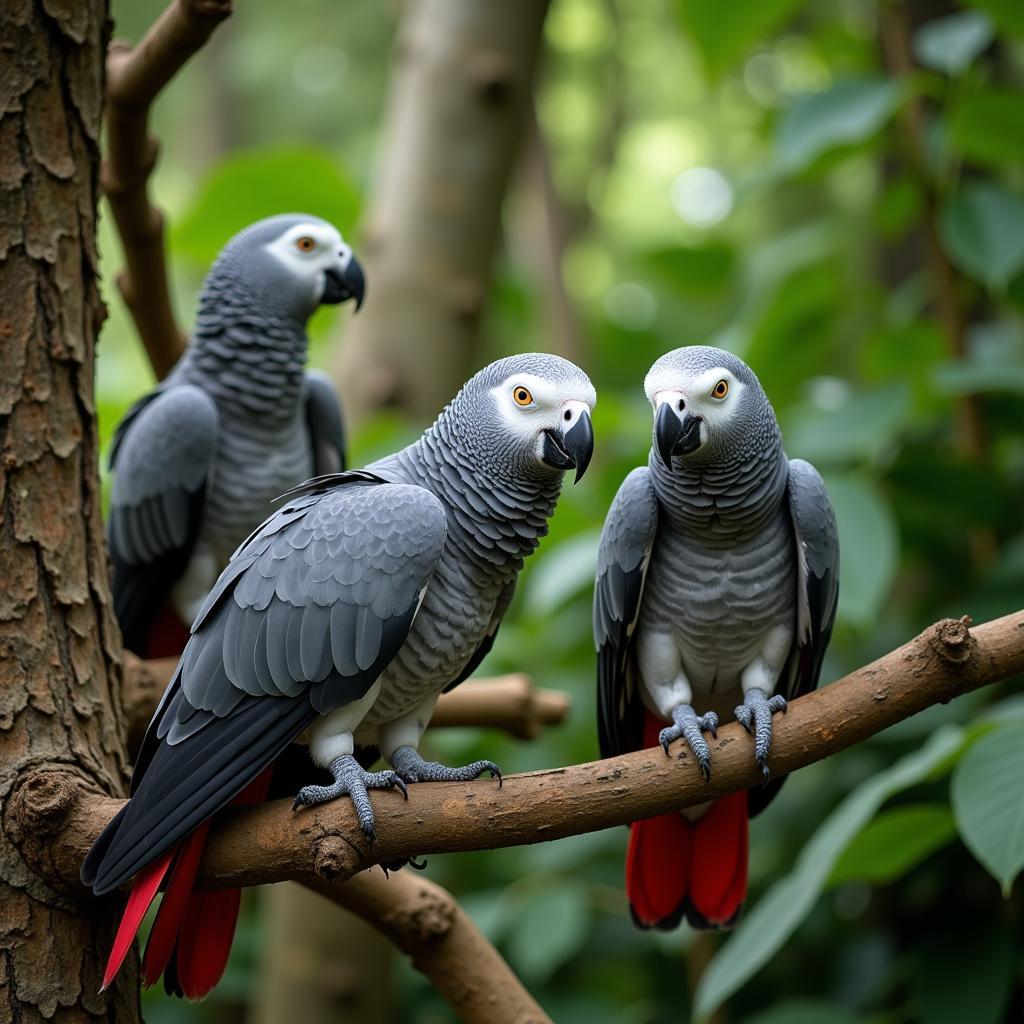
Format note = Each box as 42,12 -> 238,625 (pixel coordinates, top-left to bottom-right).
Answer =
392,746 -> 503,787
292,755 -> 408,842
734,689 -> 787,783
659,706 -> 718,779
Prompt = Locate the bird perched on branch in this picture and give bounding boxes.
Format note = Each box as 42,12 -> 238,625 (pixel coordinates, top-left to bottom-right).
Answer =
594,346 -> 838,930
107,214 -> 365,659
84,353 -> 596,998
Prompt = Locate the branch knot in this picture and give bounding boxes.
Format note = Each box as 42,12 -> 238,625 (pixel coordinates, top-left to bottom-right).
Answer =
928,616 -> 975,666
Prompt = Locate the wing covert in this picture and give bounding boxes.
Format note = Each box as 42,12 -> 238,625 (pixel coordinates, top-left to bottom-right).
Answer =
594,467 -> 659,758
107,385 -> 219,653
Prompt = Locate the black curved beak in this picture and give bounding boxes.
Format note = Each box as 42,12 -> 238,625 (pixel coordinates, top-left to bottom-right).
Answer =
541,410 -> 594,483
655,402 -> 702,469
322,255 -> 366,310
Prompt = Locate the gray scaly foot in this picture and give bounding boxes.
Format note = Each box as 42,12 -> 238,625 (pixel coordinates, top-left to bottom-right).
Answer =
658,705 -> 719,779
292,754 -> 408,843
734,687 -> 787,782
392,746 -> 502,787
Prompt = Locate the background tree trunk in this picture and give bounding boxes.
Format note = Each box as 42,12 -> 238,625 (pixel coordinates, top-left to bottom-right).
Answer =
0,1 -> 140,1020
332,0 -> 552,426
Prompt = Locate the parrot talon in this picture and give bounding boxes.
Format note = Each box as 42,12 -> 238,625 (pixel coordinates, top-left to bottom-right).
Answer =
734,688 -> 787,781
391,747 -> 503,786
291,755 -> 405,841
659,705 -> 718,780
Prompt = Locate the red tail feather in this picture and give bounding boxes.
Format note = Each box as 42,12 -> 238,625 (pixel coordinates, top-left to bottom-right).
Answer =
105,769 -> 273,999
626,712 -> 749,930
101,848 -> 174,991
145,605 -> 190,659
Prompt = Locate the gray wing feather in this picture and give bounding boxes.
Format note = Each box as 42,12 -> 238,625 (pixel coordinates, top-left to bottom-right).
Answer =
594,467 -> 659,758
304,369 -> 346,473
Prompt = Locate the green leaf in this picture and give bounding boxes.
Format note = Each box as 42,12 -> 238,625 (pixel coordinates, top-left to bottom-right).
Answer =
965,0 -> 1024,40
693,728 -> 963,1022
523,530 -> 600,619
829,804 -> 956,886
641,244 -> 737,300
821,473 -> 900,626
505,883 -> 591,983
912,926 -> 1015,1024
951,725 -> 1024,895
939,182 -> 1024,290
746,1002 -> 860,1024
174,146 -> 362,266
912,11 -> 993,75
785,384 -> 912,463
777,79 -> 903,173
673,0 -> 802,78
952,89 -> 1024,168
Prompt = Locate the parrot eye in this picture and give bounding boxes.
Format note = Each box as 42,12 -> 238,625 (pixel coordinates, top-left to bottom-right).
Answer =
711,379 -> 729,399
512,386 -> 534,407
295,236 -> 317,254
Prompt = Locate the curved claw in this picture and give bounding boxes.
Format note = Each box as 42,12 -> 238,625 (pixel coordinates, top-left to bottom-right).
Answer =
392,775 -> 410,801
659,706 -> 717,780
735,688 -> 787,782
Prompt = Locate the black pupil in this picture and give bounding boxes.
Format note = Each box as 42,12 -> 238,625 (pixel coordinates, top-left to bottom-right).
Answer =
518,390 -> 528,401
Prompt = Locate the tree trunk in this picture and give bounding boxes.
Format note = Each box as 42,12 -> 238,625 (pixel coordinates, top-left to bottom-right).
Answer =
0,1 -> 138,1020
332,0 -> 552,426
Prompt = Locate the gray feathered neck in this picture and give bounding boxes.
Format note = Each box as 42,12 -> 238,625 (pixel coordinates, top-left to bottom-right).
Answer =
649,412 -> 789,542
174,263 -> 310,421
378,402 -> 564,578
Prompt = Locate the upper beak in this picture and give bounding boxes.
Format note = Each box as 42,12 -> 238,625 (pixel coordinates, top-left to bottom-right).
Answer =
655,401 -> 702,469
542,410 -> 594,483
323,255 -> 366,310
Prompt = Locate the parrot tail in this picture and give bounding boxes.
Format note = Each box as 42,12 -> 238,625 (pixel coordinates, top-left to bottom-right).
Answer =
625,713 -> 748,931
101,770 -> 272,999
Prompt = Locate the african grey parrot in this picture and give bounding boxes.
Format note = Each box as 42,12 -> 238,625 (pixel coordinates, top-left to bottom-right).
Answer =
594,345 -> 838,930
108,214 -> 365,659
84,353 -> 596,998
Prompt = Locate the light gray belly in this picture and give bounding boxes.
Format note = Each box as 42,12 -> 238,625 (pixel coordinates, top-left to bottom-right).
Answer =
361,549 -> 501,725
638,513 -> 796,697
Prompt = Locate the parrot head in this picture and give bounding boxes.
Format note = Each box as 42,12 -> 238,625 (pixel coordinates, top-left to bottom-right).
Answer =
209,214 -> 366,323
449,353 -> 596,484
644,346 -> 777,469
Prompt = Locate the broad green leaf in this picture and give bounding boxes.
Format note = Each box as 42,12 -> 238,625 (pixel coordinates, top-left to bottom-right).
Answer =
523,530 -> 600,618
747,1002 -> 859,1024
693,728 -> 963,1022
505,884 -> 591,982
939,182 -> 1024,290
952,90 -> 1024,168
951,725 -> 1024,895
912,926 -> 1015,1024
965,0 -> 1024,40
174,146 -> 362,266
829,804 -> 956,886
673,0 -> 802,78
777,79 -> 902,173
913,12 -> 993,75
785,384 -> 912,464
821,473 -> 900,626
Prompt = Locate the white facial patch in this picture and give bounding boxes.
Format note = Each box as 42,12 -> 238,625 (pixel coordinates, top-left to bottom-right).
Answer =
263,221 -> 351,300
488,372 -> 595,463
646,365 -> 746,429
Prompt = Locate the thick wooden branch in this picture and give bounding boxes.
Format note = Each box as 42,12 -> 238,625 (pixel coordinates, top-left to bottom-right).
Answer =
120,652 -> 569,752
303,873 -> 550,1024
102,0 -> 232,379
14,613 -> 1023,899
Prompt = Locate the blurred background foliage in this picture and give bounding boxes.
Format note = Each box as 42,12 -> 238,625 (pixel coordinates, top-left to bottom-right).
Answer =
98,0 -> 1024,1021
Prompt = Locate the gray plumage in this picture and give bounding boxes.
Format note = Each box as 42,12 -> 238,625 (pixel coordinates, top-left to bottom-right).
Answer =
595,346 -> 839,813
108,214 -> 363,654
85,353 -> 595,894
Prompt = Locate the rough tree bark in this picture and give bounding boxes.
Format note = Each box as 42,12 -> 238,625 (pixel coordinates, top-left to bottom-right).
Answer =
332,0 -> 552,426
0,1 -> 140,1020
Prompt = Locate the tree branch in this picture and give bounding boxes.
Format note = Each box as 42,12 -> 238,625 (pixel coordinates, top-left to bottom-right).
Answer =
16,611 -> 1022,898
120,652 -> 569,752
303,873 -> 551,1024
102,0 -> 232,379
